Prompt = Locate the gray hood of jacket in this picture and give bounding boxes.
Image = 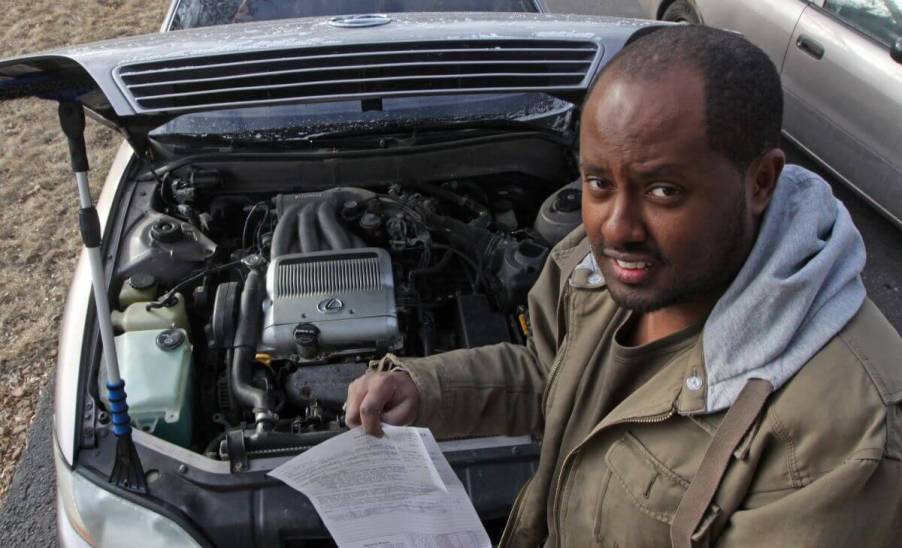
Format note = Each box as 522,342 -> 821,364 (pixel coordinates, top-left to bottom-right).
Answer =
575,165 -> 867,413
702,165 -> 866,412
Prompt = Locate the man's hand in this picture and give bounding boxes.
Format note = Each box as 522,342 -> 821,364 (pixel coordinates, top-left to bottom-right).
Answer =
345,370 -> 419,436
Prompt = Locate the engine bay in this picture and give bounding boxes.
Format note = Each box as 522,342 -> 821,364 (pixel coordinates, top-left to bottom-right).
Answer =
94,136 -> 583,465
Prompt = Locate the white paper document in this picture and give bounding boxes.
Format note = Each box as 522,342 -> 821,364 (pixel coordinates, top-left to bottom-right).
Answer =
268,425 -> 492,548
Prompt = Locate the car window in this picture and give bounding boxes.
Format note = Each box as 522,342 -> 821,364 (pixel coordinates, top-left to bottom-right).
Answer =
822,0 -> 902,47
170,0 -> 538,30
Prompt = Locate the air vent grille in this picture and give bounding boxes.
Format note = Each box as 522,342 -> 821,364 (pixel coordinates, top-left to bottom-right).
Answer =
116,39 -> 599,113
275,252 -> 383,298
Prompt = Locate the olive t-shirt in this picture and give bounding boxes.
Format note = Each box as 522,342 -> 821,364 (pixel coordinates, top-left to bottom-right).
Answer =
545,311 -> 703,535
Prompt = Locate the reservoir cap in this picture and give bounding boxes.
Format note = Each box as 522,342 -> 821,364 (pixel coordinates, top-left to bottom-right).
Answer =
156,329 -> 185,351
128,272 -> 157,290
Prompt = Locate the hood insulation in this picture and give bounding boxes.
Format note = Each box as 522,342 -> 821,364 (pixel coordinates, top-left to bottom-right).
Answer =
115,39 -> 599,113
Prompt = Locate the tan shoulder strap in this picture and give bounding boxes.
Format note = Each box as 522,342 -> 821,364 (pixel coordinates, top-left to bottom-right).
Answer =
557,237 -> 593,296
671,378 -> 774,548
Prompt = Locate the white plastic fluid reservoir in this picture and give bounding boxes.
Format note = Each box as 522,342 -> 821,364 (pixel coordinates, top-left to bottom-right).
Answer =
111,293 -> 189,333
100,328 -> 194,447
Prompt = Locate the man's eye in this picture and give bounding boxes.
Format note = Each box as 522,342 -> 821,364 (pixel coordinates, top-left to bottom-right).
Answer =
585,177 -> 611,192
648,185 -> 681,199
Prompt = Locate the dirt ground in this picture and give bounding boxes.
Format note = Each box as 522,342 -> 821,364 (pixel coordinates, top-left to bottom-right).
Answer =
0,0 -> 169,503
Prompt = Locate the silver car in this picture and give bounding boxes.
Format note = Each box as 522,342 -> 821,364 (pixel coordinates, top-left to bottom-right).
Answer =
163,0 -> 550,29
0,12 -> 656,547
588,0 -> 902,227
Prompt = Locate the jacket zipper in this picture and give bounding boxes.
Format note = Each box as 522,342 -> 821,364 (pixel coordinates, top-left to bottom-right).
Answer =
541,350 -> 567,412
541,286 -> 576,412
618,410 -> 675,425
549,408 -> 676,547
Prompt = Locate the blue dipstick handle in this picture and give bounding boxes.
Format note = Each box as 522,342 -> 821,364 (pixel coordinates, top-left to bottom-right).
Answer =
106,380 -> 132,437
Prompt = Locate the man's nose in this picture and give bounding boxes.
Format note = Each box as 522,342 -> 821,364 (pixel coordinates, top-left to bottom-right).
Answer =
602,192 -> 647,247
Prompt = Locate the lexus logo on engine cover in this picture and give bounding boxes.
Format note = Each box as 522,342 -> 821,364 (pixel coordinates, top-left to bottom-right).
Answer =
317,298 -> 344,314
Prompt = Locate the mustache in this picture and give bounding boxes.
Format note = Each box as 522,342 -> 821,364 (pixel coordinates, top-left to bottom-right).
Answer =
592,242 -> 667,265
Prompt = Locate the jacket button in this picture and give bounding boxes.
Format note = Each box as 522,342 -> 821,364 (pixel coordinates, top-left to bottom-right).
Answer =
686,376 -> 704,391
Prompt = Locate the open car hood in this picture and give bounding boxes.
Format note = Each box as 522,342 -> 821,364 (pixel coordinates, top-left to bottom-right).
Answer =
0,12 -> 656,148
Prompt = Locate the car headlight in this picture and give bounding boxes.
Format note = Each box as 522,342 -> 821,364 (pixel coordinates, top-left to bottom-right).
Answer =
55,438 -> 201,548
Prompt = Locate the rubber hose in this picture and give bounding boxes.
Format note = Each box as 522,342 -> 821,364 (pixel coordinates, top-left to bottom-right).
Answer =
425,211 -> 493,259
409,248 -> 453,278
408,181 -> 489,219
317,201 -> 351,250
271,203 -> 302,259
297,201 -> 321,253
230,270 -> 274,412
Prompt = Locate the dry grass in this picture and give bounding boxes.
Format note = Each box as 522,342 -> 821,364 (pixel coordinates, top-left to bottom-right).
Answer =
0,0 -> 169,503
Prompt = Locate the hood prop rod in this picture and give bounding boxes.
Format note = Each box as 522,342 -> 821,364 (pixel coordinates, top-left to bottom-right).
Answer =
58,102 -> 147,494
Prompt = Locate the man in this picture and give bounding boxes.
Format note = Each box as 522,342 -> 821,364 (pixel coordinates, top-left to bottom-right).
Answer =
345,26 -> 902,547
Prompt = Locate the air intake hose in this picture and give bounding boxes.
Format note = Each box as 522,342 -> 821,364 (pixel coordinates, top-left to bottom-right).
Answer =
297,201 -> 321,253
230,269 -> 275,418
271,202 -> 303,257
270,189 -> 376,260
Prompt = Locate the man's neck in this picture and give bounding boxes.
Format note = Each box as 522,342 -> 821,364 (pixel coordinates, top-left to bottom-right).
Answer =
628,297 -> 720,346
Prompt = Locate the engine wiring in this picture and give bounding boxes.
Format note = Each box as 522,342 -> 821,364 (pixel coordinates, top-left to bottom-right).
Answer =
146,258 -> 246,310
430,243 -> 483,292
241,201 -> 271,251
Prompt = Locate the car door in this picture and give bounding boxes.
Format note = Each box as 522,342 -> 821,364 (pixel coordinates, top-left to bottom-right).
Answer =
697,0 -> 808,71
781,0 -> 902,226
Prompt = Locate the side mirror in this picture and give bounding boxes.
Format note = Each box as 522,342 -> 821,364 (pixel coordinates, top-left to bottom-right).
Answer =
892,39 -> 902,64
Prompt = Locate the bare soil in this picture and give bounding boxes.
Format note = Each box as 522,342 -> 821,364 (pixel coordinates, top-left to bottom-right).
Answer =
0,0 -> 169,503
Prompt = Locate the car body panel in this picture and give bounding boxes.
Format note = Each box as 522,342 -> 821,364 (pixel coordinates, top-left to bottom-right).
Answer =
782,3 -> 902,226
696,0 -> 808,70
161,0 -> 179,32
57,493 -> 92,548
610,0 -> 809,68
0,13 -> 653,146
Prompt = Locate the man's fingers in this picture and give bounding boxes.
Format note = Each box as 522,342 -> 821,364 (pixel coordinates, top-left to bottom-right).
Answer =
344,377 -> 366,427
380,397 -> 416,426
344,370 -> 418,435
358,377 -> 396,436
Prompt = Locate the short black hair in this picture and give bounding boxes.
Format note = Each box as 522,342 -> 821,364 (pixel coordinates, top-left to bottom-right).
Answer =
589,25 -> 783,173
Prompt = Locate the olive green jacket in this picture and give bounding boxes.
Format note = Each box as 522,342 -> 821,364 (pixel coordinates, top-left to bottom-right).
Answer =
396,228 -> 902,547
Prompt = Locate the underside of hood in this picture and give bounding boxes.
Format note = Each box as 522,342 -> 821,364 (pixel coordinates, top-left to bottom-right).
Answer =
0,13 -> 659,149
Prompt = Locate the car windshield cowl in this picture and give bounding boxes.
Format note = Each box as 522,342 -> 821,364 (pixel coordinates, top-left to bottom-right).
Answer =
147,91 -> 577,151
150,117 -> 575,152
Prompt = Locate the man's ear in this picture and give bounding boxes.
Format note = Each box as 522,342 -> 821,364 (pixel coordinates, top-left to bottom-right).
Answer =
748,148 -> 785,216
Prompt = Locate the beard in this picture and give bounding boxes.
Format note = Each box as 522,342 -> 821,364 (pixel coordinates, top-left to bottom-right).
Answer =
593,195 -> 750,313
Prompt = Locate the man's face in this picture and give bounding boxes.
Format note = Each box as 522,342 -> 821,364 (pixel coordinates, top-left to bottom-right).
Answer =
579,67 -> 757,313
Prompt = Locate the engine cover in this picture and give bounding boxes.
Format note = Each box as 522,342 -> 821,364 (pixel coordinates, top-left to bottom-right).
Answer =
260,248 -> 400,358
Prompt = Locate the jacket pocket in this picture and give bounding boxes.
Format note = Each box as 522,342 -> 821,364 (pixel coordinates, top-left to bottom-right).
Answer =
595,432 -> 721,547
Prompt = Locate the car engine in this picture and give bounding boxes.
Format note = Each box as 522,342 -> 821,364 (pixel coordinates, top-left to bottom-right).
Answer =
260,190 -> 402,359
102,166 -> 582,461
